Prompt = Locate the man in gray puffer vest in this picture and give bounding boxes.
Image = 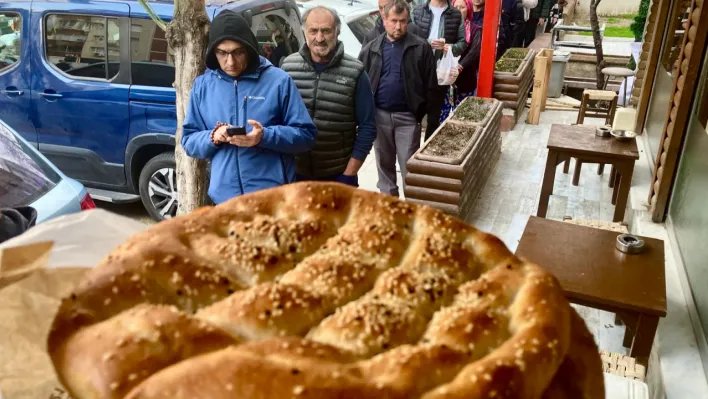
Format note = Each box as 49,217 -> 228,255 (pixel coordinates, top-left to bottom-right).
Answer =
281,6 -> 377,187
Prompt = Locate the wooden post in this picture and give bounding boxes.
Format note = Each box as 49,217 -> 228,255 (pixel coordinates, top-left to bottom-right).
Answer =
528,49 -> 553,124
542,49 -> 553,112
477,0 -> 501,98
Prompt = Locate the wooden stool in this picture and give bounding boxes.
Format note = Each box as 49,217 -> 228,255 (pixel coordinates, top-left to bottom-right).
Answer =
576,89 -> 618,125
571,90 -> 619,185
602,67 -> 635,107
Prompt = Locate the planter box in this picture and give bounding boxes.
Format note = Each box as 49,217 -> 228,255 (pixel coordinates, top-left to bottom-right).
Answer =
415,97 -> 499,165
493,48 -> 537,124
404,98 -> 503,221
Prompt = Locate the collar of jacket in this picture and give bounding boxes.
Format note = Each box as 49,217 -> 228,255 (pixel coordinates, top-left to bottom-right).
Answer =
424,0 -> 452,12
370,32 -> 420,54
210,63 -> 263,81
298,41 -> 346,71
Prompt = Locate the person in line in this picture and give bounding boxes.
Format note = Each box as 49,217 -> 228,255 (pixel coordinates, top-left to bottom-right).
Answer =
359,0 -> 437,198
412,0 -> 466,139
281,6 -> 376,187
181,11 -> 317,205
498,0 -> 524,57
363,0 -> 419,44
441,0 -> 482,121
471,0 -> 484,28
522,0 -> 555,47
512,0 -> 537,47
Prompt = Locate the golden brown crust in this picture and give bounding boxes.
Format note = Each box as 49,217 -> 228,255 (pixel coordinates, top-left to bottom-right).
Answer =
48,182 -> 603,398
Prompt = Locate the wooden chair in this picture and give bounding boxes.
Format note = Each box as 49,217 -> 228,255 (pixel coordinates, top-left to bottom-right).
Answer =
576,89 -> 618,125
571,89 -> 619,186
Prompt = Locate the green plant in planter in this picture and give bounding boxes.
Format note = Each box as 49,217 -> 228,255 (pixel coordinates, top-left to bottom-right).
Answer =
495,58 -> 523,73
422,124 -> 477,158
502,48 -> 529,60
452,97 -> 491,123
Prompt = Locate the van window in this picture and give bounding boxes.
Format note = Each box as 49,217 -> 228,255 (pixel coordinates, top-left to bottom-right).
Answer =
348,13 -> 378,44
45,14 -> 120,80
0,12 -> 21,72
130,18 -> 174,87
252,12 -> 300,68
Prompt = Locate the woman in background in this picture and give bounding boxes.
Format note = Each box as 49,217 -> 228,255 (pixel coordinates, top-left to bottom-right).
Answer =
439,0 -> 482,122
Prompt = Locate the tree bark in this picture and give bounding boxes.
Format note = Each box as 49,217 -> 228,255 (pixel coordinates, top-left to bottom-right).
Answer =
167,0 -> 210,216
589,0 -> 605,89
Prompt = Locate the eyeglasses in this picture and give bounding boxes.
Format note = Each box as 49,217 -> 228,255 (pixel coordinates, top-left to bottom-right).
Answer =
215,48 -> 247,59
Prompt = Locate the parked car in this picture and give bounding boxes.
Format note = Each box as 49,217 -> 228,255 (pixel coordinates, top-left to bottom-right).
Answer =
296,0 -> 379,58
0,0 -> 304,221
0,118 -> 95,224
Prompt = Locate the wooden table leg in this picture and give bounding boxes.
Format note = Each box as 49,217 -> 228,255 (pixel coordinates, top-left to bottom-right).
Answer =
597,164 -> 605,175
609,165 -> 617,188
563,158 -> 571,174
613,162 -> 634,223
612,174 -> 620,206
572,160 -> 583,186
615,311 -> 638,348
537,150 -> 559,218
630,314 -> 660,366
615,313 -> 624,326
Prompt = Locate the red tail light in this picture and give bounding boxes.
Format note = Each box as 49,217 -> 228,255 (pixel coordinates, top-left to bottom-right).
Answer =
80,193 -> 96,211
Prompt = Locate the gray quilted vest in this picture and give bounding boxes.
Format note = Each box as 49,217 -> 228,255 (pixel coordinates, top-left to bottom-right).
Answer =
281,42 -> 363,178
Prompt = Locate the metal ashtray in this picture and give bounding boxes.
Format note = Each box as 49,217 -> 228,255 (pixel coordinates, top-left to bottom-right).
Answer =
610,129 -> 637,142
616,234 -> 645,254
596,127 -> 612,137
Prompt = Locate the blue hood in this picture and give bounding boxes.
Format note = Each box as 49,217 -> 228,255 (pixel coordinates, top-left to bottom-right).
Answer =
181,56 -> 317,204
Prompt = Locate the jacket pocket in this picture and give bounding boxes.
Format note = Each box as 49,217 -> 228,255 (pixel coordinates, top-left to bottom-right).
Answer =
238,147 -> 288,193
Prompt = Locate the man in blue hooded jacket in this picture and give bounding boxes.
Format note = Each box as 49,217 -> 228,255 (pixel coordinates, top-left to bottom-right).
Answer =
181,11 -> 317,205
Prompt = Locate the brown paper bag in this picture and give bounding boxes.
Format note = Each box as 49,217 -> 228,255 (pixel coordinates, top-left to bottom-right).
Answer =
0,242 -> 88,399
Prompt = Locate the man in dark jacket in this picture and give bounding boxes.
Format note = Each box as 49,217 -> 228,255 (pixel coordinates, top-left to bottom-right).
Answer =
359,0 -> 437,197
281,6 -> 376,187
522,0 -> 555,47
182,11 -> 317,205
363,0 -> 420,44
498,0 -> 523,57
412,0 -> 465,139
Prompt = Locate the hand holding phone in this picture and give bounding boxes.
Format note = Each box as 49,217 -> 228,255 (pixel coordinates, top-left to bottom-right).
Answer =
227,126 -> 246,136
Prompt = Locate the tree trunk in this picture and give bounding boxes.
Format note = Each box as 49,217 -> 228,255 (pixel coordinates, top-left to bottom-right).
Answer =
589,0 -> 605,89
167,0 -> 210,216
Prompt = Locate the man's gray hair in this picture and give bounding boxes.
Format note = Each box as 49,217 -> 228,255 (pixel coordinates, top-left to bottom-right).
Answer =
383,0 -> 410,18
302,6 -> 342,35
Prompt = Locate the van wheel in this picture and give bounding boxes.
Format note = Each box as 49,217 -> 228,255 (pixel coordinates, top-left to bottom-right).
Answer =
139,153 -> 178,221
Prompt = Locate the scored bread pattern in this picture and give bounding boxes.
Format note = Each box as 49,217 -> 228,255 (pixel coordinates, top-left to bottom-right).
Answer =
48,182 -> 603,399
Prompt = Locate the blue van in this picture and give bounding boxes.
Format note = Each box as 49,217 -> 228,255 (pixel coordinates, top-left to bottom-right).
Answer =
0,0 -> 304,220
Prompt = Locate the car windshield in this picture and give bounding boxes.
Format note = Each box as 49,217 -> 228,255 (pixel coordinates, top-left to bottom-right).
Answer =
0,123 -> 60,208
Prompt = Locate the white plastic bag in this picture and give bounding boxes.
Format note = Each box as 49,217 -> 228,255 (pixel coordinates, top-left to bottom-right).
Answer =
437,50 -> 460,86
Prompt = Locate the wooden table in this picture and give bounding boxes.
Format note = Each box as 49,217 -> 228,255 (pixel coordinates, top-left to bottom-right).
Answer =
537,124 -> 640,222
516,217 -> 667,366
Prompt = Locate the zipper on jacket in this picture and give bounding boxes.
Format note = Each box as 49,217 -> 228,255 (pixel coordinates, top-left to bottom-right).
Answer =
312,73 -> 321,116
310,73 -> 321,177
234,79 -> 245,194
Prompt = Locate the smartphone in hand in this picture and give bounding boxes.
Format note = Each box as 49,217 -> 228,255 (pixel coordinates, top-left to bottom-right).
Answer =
227,126 -> 246,136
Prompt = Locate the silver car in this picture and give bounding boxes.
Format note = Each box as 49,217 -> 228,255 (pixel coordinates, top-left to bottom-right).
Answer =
0,119 -> 95,224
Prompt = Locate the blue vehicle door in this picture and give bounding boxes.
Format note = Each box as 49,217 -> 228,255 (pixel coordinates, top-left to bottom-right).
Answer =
0,6 -> 34,144
126,4 -> 177,141
30,1 -> 130,187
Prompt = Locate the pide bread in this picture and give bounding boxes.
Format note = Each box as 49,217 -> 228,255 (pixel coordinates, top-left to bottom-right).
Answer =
48,182 -> 604,398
